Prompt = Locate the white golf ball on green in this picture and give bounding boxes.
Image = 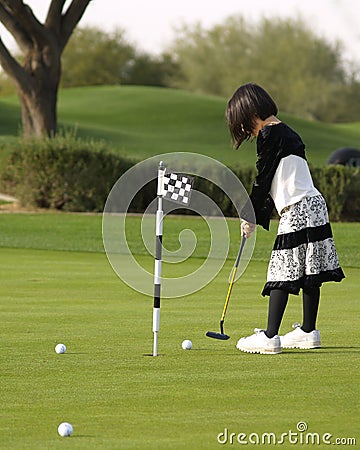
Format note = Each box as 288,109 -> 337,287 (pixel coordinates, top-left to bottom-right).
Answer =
58,422 -> 73,437
55,343 -> 66,354
182,339 -> 192,350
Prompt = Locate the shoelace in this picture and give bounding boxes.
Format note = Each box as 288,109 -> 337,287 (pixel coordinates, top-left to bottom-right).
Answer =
254,325 -> 301,334
254,328 -> 265,334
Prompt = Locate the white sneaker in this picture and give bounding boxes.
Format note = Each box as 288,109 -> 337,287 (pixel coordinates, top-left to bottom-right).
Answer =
236,329 -> 282,354
280,323 -> 321,349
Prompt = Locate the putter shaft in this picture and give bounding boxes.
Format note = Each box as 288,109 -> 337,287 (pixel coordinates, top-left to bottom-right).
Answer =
206,236 -> 246,341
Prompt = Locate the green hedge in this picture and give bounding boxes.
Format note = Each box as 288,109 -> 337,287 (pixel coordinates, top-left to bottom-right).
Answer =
0,134 -> 134,212
310,165 -> 359,222
0,136 -> 358,220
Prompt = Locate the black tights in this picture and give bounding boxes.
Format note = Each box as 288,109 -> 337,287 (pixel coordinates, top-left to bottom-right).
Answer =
265,287 -> 320,338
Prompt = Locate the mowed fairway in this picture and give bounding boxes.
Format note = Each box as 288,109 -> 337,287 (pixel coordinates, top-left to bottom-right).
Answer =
0,214 -> 359,449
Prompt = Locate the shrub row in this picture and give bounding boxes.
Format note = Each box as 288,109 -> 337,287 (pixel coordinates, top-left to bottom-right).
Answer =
0,136 -> 358,221
0,134 -> 134,212
310,164 -> 359,222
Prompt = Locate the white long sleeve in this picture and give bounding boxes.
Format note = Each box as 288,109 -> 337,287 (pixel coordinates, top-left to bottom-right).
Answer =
270,155 -> 320,214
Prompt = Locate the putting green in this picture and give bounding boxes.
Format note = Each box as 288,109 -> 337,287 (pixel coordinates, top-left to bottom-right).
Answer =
0,233 -> 358,448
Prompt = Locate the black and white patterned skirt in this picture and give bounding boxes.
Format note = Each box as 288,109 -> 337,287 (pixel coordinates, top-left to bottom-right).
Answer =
262,195 -> 345,296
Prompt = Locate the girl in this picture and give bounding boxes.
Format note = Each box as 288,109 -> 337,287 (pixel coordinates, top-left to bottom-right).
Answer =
226,83 -> 345,354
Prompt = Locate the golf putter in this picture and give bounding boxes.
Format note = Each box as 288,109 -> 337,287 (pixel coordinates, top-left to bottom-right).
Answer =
206,235 -> 246,340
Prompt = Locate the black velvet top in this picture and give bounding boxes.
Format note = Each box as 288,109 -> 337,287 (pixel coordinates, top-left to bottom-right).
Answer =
242,122 -> 307,230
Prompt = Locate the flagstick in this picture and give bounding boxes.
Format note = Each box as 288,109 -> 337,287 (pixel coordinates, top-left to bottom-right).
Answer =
153,161 -> 165,356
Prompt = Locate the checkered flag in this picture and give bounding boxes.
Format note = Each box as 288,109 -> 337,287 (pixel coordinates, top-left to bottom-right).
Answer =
153,162 -> 194,355
162,172 -> 194,205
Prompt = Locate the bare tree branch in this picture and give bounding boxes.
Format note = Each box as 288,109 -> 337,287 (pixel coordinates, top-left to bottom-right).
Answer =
60,0 -> 92,50
45,0 -> 67,35
1,0 -> 49,47
0,35 -> 31,89
0,3 -> 32,52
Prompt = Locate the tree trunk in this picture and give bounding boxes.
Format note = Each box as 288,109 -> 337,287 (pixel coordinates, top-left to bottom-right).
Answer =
18,82 -> 59,138
19,90 -> 57,138
20,88 -> 59,139
18,92 -> 56,137
17,40 -> 61,138
0,0 -> 92,138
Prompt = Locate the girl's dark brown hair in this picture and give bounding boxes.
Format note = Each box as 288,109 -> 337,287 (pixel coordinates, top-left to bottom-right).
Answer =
226,83 -> 278,149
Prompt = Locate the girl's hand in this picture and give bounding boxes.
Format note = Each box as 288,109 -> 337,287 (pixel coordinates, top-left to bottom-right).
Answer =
241,221 -> 256,238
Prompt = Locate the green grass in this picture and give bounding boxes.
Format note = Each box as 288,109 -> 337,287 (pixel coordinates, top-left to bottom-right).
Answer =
0,213 -> 359,449
0,213 -> 357,267
1,85 -> 360,166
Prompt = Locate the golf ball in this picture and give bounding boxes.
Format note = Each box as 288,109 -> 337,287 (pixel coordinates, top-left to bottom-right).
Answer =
57,422 -> 73,437
55,343 -> 66,354
182,339 -> 192,350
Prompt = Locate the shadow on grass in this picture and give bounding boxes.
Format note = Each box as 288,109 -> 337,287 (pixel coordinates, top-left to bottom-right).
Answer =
63,352 -> 89,355
70,435 -> 97,439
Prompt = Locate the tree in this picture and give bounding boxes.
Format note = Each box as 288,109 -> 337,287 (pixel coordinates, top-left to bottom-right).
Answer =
123,52 -> 179,87
0,0 -> 92,137
61,26 -> 178,88
167,16 -> 360,122
61,26 -> 135,87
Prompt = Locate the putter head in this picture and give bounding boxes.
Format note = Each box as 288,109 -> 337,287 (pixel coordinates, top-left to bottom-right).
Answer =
206,331 -> 230,340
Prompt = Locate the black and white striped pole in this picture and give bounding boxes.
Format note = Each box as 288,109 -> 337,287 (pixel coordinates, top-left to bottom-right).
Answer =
153,161 -> 165,356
